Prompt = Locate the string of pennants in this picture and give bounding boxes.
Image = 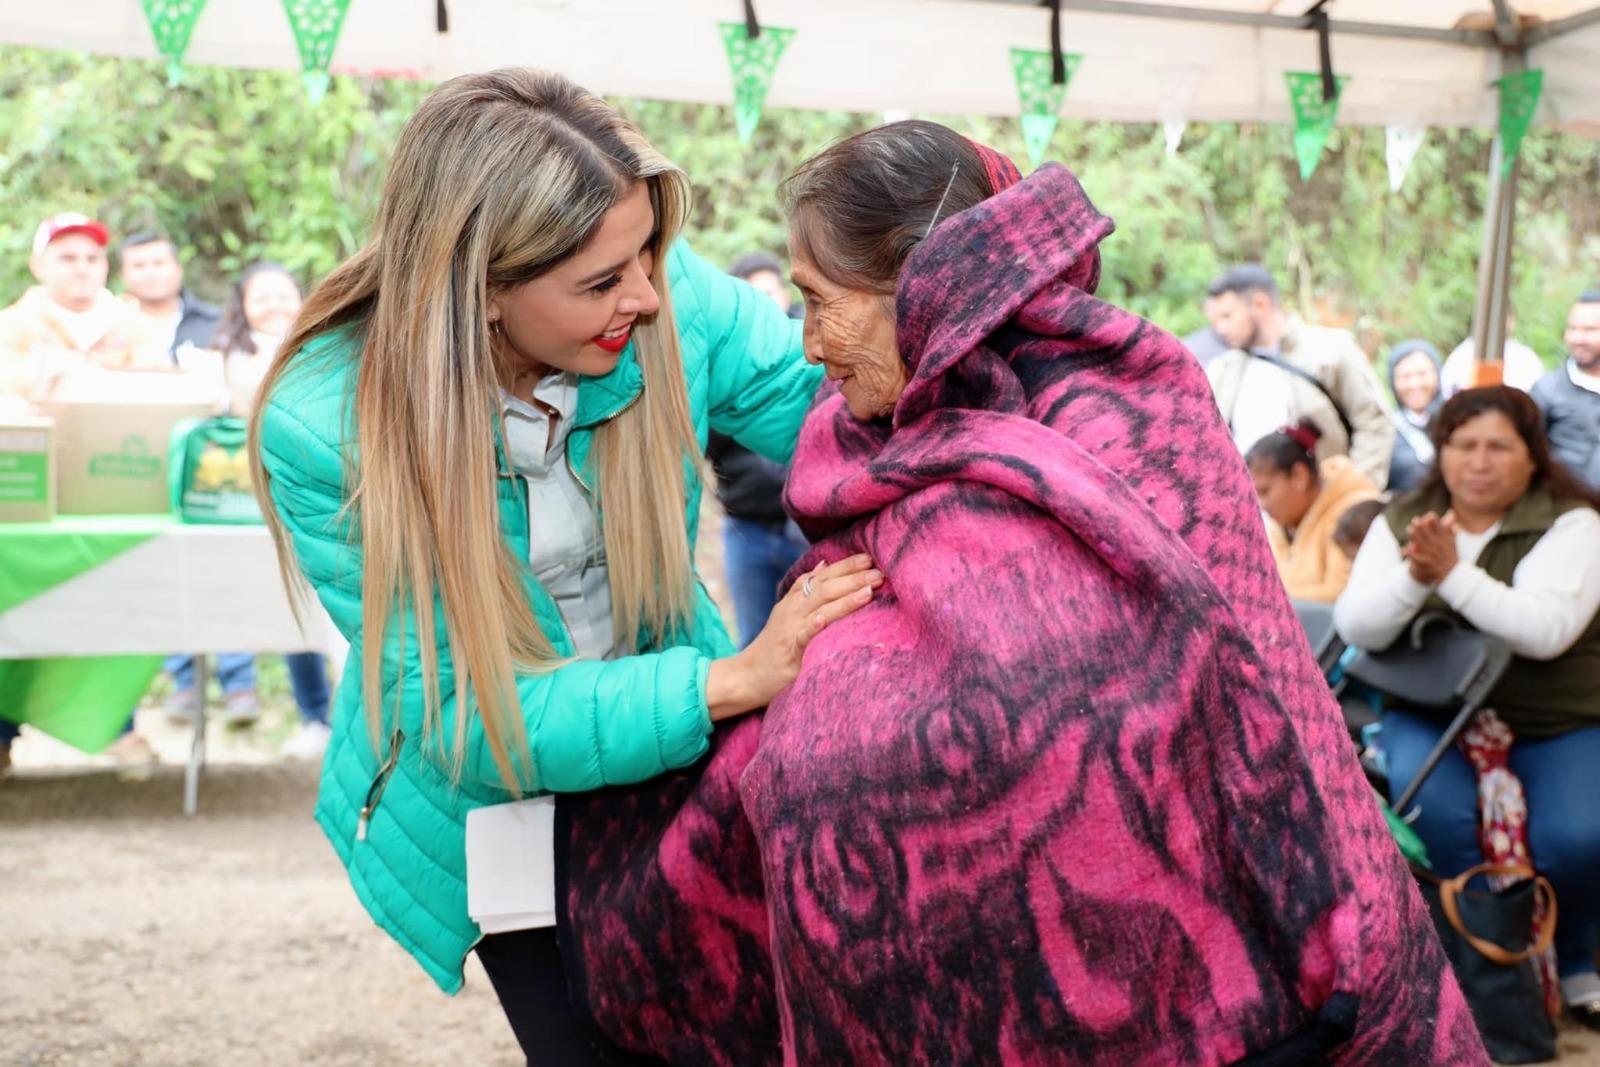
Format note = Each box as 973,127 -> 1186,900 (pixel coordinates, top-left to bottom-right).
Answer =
139,0 -> 1546,185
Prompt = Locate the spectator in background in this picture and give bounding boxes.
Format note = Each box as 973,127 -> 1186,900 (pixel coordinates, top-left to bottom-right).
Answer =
1246,418 -> 1381,604
166,262 -> 333,759
705,251 -> 812,647
1333,498 -> 1388,563
1179,291 -> 1228,368
0,214 -> 165,767
1335,386 -> 1600,1030
1386,339 -> 1444,494
118,233 -> 221,359
0,213 -> 169,402
1531,290 -> 1600,493
1204,264 -> 1394,487
1440,310 -> 1545,396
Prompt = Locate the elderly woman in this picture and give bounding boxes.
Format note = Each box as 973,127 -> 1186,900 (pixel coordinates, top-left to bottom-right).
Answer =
559,124 -> 1486,1066
1336,386 -> 1600,1031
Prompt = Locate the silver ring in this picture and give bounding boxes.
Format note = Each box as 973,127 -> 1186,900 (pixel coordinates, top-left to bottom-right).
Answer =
801,576 -> 815,598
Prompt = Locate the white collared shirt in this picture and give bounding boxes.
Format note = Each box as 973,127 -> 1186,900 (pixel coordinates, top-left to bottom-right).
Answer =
501,373 -> 616,661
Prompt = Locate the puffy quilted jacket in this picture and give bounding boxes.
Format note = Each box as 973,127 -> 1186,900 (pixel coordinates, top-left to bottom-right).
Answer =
255,242 -> 820,992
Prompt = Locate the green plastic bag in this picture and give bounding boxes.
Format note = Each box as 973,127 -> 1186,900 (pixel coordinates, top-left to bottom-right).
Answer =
168,416 -> 263,524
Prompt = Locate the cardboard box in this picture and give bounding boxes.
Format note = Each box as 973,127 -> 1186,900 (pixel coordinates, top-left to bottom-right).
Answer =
38,371 -> 224,516
0,416 -> 55,523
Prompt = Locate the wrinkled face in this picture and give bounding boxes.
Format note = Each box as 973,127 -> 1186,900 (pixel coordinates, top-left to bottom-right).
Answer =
743,268 -> 792,314
488,182 -> 659,381
1440,411 -> 1537,518
789,248 -> 906,421
1566,300 -> 1600,372
120,242 -> 183,305
1249,460 -> 1318,530
242,270 -> 304,338
1392,351 -> 1440,415
1208,290 -> 1269,352
32,233 -> 108,313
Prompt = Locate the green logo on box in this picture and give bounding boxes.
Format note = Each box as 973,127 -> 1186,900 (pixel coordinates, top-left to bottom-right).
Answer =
0,452 -> 48,503
88,435 -> 161,480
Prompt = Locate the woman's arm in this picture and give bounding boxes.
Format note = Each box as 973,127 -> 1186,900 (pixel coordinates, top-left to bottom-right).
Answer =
669,241 -> 823,462
1333,519 -> 1431,650
258,387 -> 718,793
1435,507 -> 1600,660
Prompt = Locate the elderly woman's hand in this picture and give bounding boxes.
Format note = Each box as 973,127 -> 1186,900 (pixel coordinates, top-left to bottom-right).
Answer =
1403,511 -> 1460,586
705,554 -> 883,720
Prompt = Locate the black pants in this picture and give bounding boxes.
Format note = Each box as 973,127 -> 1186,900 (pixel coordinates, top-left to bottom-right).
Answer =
476,927 -> 668,1067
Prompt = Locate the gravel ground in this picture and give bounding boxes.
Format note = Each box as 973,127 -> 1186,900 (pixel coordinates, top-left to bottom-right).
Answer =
0,755 -> 518,1067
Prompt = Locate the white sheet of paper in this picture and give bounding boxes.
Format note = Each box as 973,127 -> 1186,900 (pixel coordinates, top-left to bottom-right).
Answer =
464,795 -> 558,933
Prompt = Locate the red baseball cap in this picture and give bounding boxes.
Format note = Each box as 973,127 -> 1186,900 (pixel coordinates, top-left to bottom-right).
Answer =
32,212 -> 111,257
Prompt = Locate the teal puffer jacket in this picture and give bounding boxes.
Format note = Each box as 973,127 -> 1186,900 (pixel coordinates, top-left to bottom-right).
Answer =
255,241 -> 820,993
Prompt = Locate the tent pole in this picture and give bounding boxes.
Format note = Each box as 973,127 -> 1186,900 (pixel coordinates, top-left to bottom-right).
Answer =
1469,49 -> 1525,386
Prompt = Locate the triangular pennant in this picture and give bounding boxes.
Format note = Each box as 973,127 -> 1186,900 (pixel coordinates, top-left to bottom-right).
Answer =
1010,48 -> 1083,169
718,22 -> 796,144
1164,119 -> 1187,157
140,0 -> 209,87
1495,69 -> 1544,179
1385,125 -> 1427,192
1156,65 -> 1202,158
281,0 -> 352,104
1286,71 -> 1349,181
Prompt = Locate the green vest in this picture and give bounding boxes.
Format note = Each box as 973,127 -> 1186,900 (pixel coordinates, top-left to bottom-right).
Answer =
1385,486 -> 1600,738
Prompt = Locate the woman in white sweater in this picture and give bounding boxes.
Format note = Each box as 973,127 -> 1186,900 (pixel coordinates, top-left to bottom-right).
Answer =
1335,386 -> 1600,1030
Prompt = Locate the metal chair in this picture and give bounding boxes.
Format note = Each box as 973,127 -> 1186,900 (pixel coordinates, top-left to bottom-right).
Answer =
1342,613 -> 1513,818
1292,598 -> 1347,679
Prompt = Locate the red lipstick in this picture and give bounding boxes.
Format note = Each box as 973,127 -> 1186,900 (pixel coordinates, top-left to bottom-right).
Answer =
592,325 -> 631,354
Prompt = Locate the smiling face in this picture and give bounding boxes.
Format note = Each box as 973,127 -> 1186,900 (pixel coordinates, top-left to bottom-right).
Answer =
1392,350 -> 1440,415
488,181 -> 659,383
241,269 -> 303,338
789,248 -> 906,421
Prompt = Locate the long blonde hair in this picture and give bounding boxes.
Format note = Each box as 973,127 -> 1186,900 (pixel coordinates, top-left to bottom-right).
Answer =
248,69 -> 700,791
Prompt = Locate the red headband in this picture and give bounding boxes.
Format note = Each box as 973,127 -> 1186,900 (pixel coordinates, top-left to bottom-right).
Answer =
1279,423 -> 1320,456
967,138 -> 1022,196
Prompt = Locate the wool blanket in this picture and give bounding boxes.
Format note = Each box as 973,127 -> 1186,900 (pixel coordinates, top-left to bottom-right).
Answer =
559,164 -> 1487,1066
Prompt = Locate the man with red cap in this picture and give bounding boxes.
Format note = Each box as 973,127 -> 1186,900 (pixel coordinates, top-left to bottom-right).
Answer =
0,212 -> 170,402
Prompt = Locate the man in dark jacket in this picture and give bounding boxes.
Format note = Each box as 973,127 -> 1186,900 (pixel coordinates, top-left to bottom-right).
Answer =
1531,290 -> 1600,491
118,233 -> 221,359
708,252 -> 811,646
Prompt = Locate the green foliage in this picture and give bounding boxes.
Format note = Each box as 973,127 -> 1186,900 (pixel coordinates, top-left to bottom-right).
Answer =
0,46 -> 428,301
3,44 -> 1597,368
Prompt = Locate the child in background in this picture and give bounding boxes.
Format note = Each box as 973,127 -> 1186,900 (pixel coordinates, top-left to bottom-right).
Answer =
1334,498 -> 1389,562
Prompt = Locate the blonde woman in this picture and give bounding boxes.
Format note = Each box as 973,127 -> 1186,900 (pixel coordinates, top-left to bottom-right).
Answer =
249,69 -> 879,1065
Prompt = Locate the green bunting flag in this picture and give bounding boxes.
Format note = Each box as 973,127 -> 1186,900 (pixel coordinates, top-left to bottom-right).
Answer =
1286,71 -> 1349,181
1495,69 -> 1544,179
282,0 -> 352,104
140,0 -> 209,87
1010,48 -> 1082,170
718,22 -> 796,144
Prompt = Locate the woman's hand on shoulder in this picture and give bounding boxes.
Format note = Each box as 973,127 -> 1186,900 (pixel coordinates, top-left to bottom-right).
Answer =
705,554 -> 883,720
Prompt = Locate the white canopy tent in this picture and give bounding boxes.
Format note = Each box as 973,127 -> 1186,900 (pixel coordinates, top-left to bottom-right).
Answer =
4,1 -> 1599,127
5,0 -> 1597,360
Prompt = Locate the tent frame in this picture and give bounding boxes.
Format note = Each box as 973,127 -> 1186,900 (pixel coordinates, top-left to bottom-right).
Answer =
992,0 -> 1600,370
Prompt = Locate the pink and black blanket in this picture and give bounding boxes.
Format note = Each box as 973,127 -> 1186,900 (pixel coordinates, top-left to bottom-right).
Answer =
559,164 -> 1486,1066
